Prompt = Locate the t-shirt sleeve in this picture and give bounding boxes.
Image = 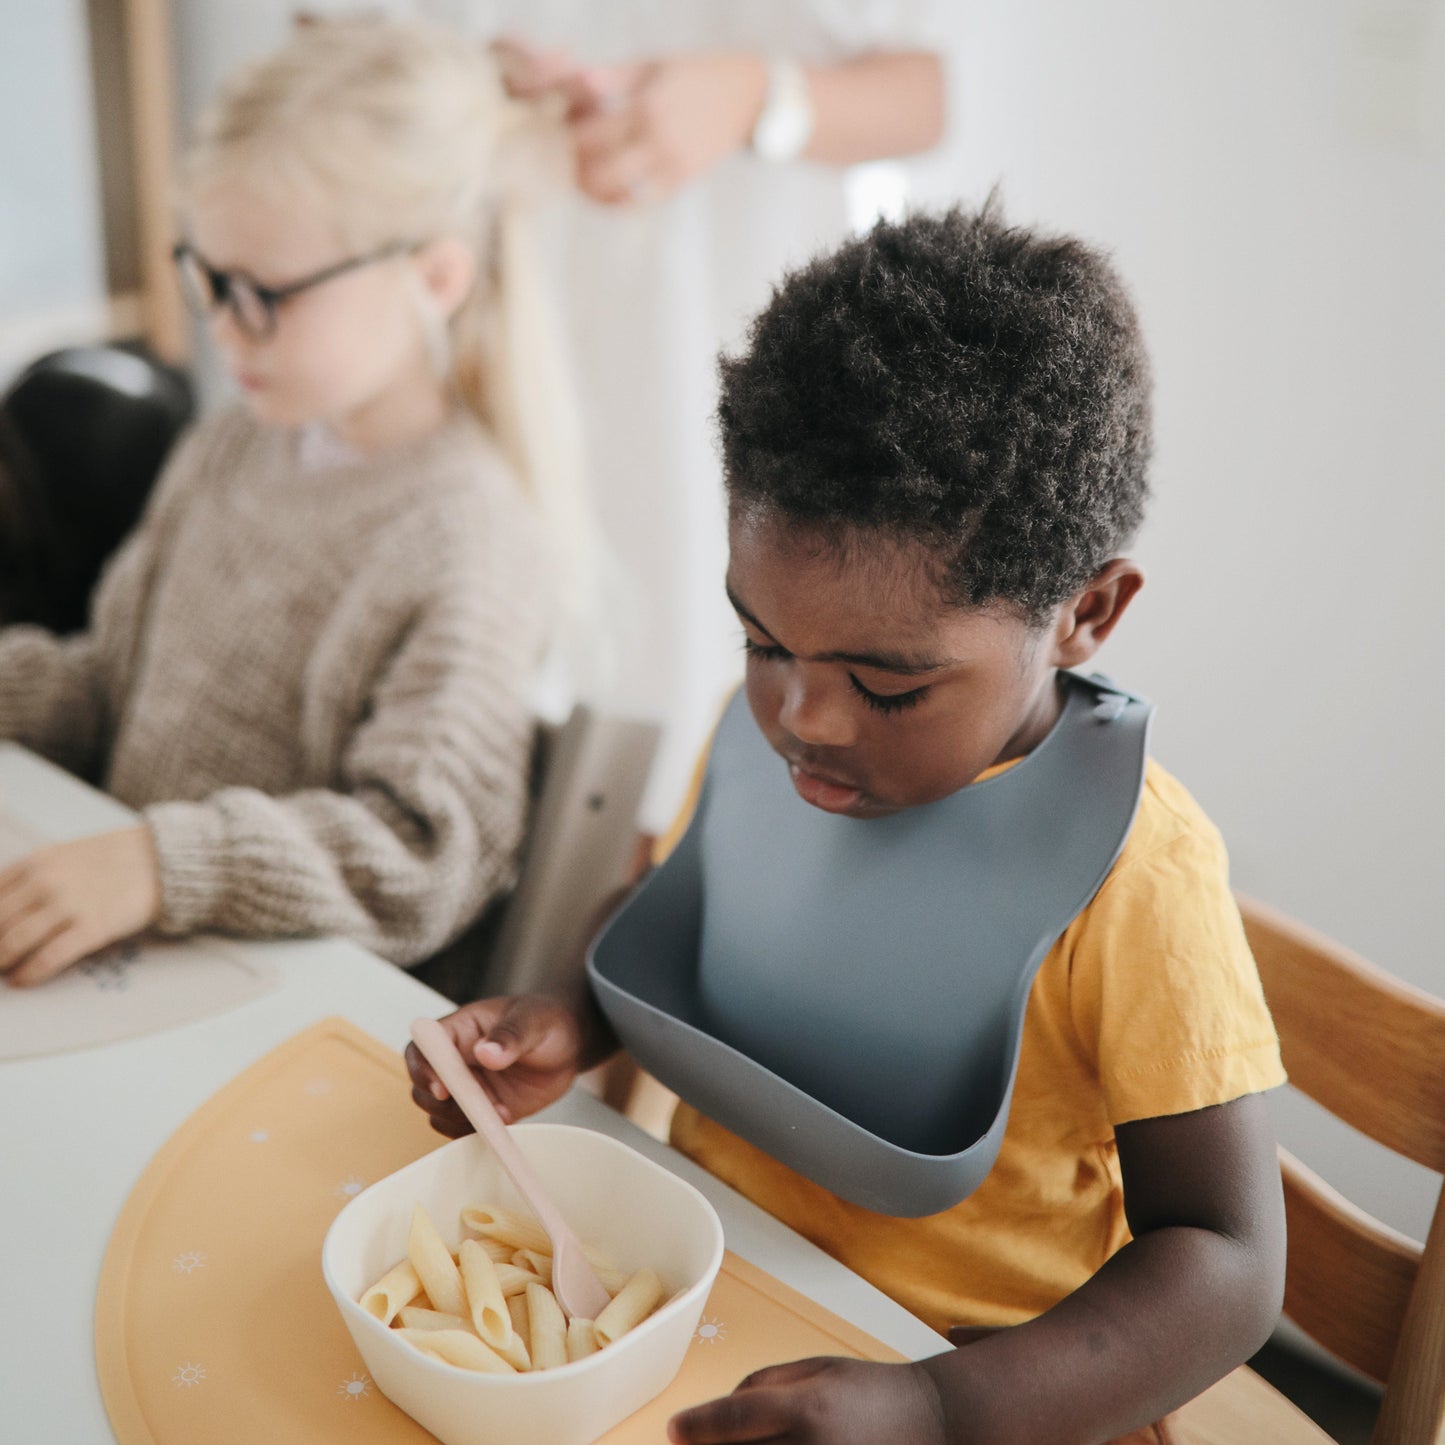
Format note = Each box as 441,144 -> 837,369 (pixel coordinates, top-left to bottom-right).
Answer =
1066,812 -> 1287,1126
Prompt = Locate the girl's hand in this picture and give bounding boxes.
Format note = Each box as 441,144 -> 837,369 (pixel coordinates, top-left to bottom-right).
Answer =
568,52 -> 770,206
0,826 -> 162,987
405,996 -> 587,1134
667,1357 -> 949,1444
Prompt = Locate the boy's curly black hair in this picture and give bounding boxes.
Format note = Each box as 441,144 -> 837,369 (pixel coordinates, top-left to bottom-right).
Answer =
718,202 -> 1152,619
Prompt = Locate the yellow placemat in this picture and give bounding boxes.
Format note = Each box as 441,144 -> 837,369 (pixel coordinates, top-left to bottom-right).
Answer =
96,1017 -> 905,1445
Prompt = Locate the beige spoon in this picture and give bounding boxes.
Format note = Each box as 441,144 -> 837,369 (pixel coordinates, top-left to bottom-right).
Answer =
409,1016 -> 611,1321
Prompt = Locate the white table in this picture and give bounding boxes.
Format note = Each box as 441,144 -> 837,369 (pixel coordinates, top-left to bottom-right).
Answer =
0,744 -> 945,1442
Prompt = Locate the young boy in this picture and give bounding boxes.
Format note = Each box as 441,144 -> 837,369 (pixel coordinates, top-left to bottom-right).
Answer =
407,204 -> 1287,1444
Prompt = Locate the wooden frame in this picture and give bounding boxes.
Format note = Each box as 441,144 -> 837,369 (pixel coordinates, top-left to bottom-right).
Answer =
1181,895 -> 1445,1445
87,0 -> 187,361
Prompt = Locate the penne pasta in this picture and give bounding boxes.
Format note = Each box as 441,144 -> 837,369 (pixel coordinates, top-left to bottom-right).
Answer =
458,1238 -> 511,1348
525,1281 -> 569,1371
565,1316 -> 600,1362
408,1203 -> 466,1318
506,1292 -> 529,1341
512,1247 -> 552,1286
361,1194 -> 675,1377
471,1237 -> 514,1263
492,1326 -> 532,1372
399,1306 -> 474,1333
591,1260 -> 631,1296
460,1205 -> 552,1255
398,1327 -> 515,1375
594,1267 -> 664,1346
359,1258 -> 423,1325
493,1261 -> 539,1298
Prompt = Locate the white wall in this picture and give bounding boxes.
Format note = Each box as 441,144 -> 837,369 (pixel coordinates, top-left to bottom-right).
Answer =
913,1 -> 1445,1239
0,0 -> 108,385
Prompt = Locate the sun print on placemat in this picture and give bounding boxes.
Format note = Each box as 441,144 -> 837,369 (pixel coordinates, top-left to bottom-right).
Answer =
172,1250 -> 206,1275
693,1316 -> 727,1345
337,1371 -> 372,1402
334,1175 -> 366,1201
172,1363 -> 207,1389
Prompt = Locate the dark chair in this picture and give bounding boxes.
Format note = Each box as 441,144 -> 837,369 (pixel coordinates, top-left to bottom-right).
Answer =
0,344 -> 193,633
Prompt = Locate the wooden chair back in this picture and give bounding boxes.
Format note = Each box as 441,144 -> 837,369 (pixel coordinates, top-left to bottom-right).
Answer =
1236,894 -> 1445,1444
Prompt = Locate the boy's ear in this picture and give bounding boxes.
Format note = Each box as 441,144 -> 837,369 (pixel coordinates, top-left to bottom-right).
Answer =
412,236 -> 477,321
1049,559 -> 1145,668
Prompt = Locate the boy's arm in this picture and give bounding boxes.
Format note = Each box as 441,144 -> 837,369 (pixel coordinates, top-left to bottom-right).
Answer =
667,1092 -> 1285,1444
923,1091 -> 1286,1443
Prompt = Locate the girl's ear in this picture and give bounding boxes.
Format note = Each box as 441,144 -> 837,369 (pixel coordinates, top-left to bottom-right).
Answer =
1049,559 -> 1145,668
412,236 -> 477,322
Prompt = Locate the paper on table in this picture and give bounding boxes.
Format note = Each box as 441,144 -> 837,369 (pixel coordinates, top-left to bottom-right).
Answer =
0,811 -> 278,1060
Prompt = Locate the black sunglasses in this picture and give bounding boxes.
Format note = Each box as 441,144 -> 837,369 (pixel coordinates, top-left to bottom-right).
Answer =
171,239 -> 415,340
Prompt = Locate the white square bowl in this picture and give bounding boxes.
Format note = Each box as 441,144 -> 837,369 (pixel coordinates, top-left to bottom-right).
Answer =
322,1122 -> 725,1445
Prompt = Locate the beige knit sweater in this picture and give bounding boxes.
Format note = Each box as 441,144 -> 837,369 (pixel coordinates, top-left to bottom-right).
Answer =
0,403 -> 549,965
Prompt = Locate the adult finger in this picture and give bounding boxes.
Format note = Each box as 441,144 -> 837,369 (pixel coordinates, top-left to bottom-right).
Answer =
491,37 -> 576,97
564,60 -> 649,119
571,104 -> 639,159
4,920 -> 82,986
578,139 -> 657,206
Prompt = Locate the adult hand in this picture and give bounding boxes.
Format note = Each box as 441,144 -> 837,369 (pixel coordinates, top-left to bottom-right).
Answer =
0,826 -> 162,987
405,995 -> 587,1134
492,35 -> 587,108
666,1357 -> 949,1444
568,52 -> 770,206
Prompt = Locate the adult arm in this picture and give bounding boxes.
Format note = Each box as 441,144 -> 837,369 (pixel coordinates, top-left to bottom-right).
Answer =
503,44 -> 945,206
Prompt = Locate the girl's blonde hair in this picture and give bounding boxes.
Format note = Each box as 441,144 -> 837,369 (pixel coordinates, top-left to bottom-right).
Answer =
183,17 -> 597,643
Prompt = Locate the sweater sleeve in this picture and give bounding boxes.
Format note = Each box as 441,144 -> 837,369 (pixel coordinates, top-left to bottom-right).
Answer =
143,505 -> 546,965
0,626 -> 108,777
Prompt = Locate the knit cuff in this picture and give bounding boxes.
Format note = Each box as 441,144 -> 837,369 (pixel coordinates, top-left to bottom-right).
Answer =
145,801 -> 231,936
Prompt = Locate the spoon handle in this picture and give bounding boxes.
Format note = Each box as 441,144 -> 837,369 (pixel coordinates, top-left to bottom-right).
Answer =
409,1017 -> 610,1319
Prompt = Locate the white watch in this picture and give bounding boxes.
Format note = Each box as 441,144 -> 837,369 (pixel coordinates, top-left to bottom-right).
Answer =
750,57 -> 815,164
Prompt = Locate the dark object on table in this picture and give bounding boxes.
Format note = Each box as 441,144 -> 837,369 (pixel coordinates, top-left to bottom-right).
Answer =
0,344 -> 193,633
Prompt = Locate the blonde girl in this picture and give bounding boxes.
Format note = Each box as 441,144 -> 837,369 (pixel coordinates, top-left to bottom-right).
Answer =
0,18 -> 590,985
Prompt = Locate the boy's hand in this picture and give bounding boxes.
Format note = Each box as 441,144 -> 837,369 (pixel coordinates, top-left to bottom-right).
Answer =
405,996 -> 587,1133
666,1357 -> 948,1444
0,827 -> 162,987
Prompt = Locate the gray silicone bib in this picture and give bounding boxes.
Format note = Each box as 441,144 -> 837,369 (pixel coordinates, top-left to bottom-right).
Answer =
588,671 -> 1152,1217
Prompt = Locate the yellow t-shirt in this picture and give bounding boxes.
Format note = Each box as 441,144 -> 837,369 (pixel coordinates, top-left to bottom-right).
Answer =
659,749 -> 1286,1337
